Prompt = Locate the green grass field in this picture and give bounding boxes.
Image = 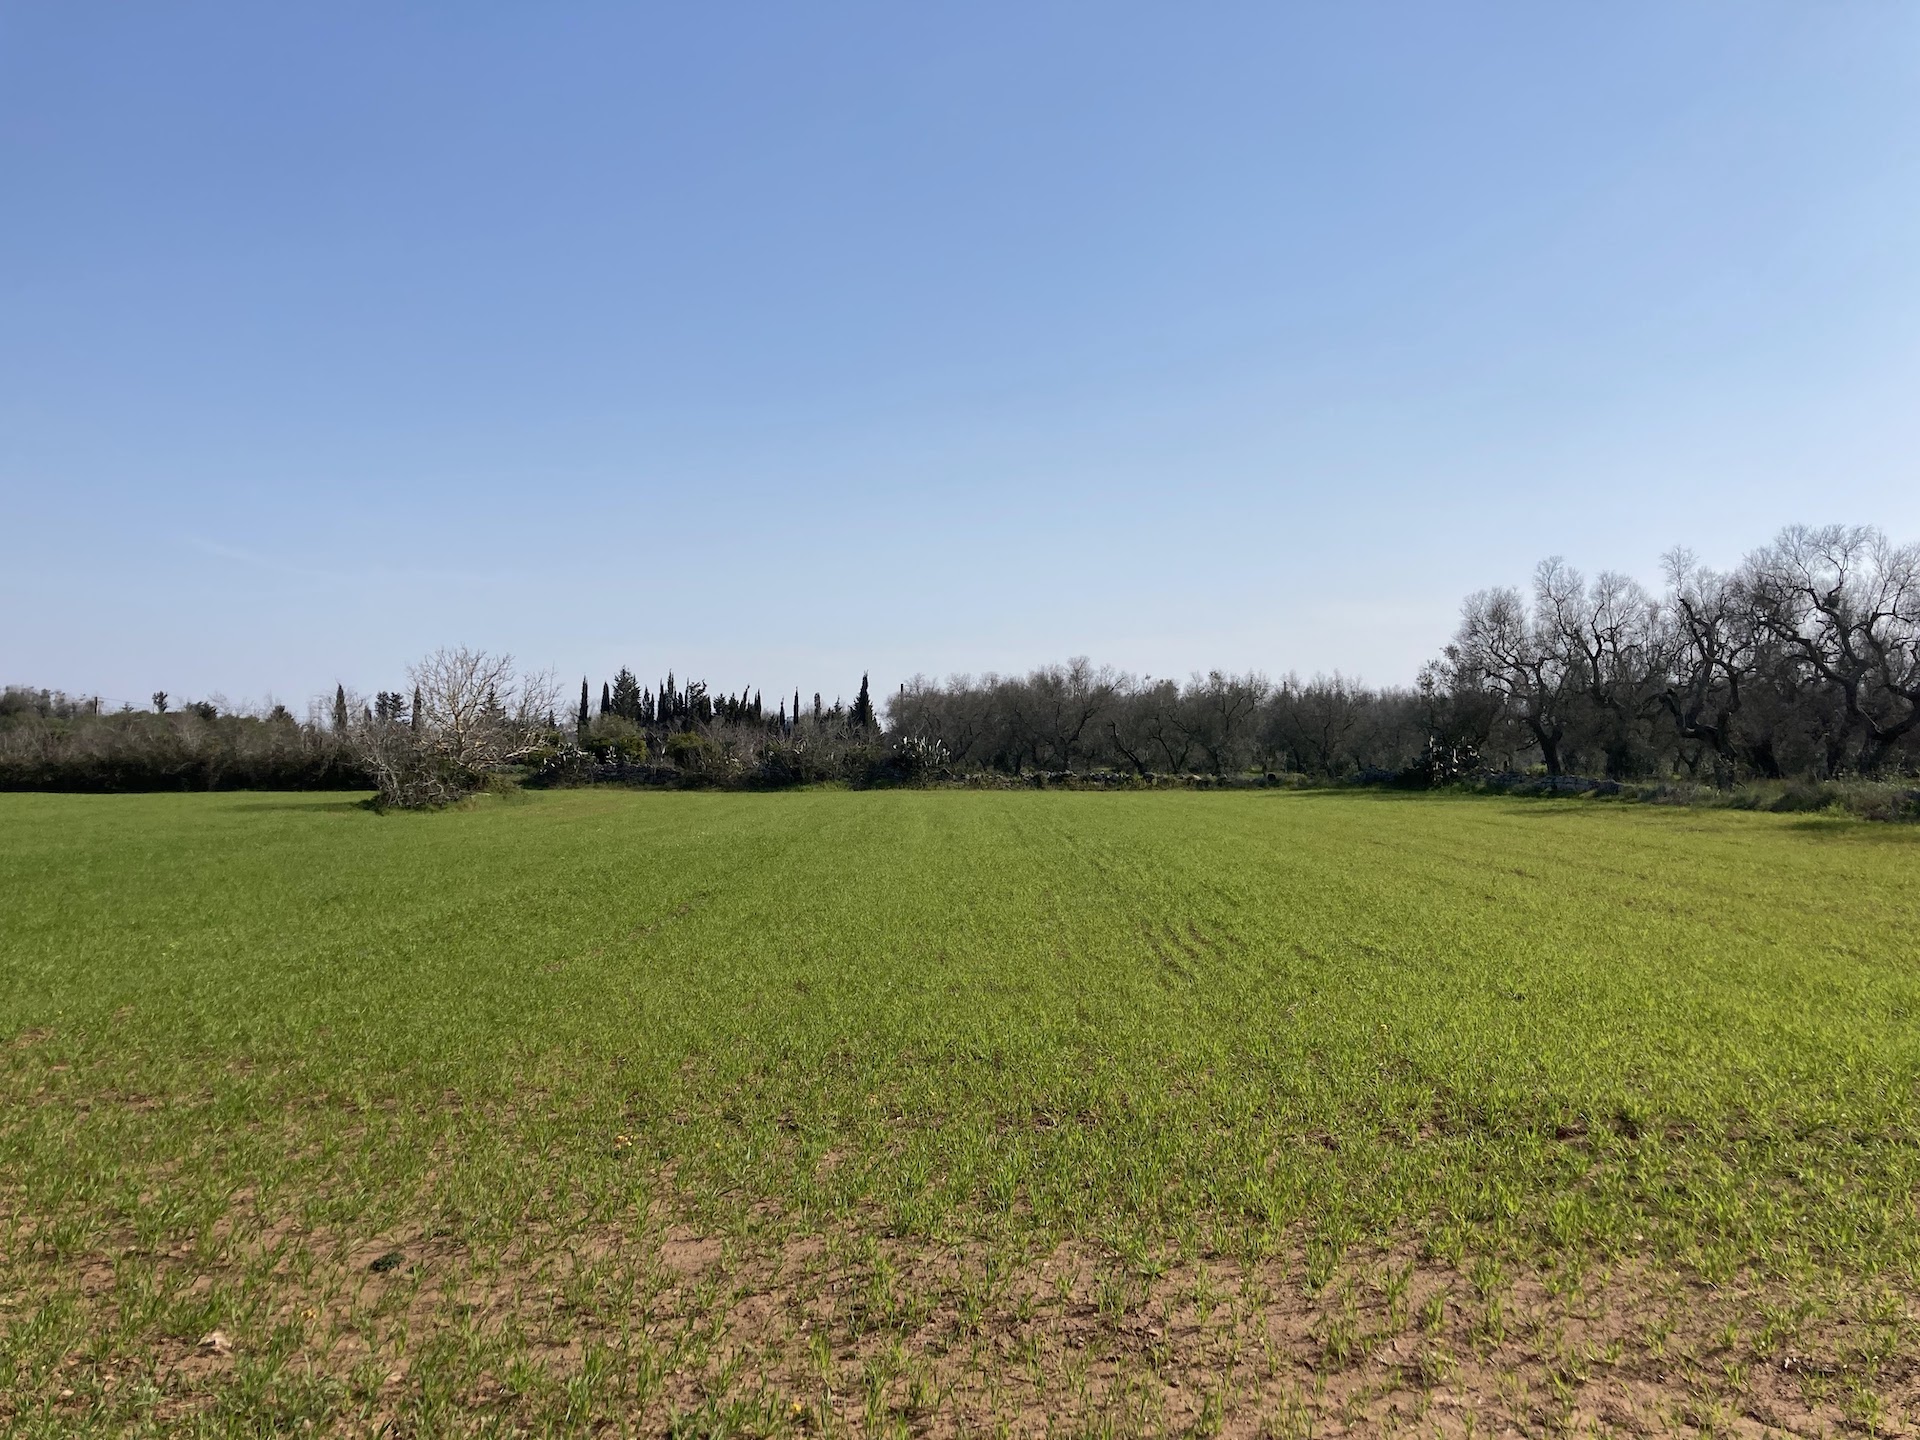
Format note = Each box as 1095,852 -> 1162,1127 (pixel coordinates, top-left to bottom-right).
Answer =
3,789 -> 1917,1436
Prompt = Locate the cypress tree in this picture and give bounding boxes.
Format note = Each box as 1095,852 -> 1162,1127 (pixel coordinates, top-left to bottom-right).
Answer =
850,673 -> 875,731
612,668 -> 642,721
332,684 -> 348,733
600,682 -> 611,717
412,686 -> 423,729
577,678 -> 590,734
793,689 -> 801,729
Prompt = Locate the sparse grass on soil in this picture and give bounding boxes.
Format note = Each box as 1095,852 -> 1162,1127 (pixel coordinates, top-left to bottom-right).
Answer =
2,788 -> 1917,1436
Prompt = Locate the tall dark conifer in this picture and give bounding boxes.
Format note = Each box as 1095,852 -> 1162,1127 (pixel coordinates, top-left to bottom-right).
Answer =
850,673 -> 875,731
600,682 -> 611,716
332,684 -> 349,733
612,668 -> 642,721
577,679 -> 590,734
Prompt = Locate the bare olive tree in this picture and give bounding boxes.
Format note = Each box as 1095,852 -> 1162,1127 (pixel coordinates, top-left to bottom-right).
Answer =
1025,657 -> 1120,770
1105,679 -> 1171,774
1450,576 -> 1577,775
1265,672 -> 1368,776
1745,525 -> 1920,772
1533,560 -> 1664,777
889,674 -> 1001,769
1174,670 -> 1270,776
1656,549 -> 1758,778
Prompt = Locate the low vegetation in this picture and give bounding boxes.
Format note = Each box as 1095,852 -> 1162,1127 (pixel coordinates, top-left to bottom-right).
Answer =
0,690 -> 364,792
8,523 -> 1917,805
3,788 -> 1916,1434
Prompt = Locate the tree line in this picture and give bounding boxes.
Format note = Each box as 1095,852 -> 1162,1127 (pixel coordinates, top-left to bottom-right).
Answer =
894,525 -> 1920,786
0,688 -> 365,792
4,523 -> 1914,803
1447,523 -> 1919,783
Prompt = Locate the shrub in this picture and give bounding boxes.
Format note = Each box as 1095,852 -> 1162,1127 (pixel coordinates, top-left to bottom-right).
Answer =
664,731 -> 728,777
750,740 -> 815,788
585,715 -> 649,764
891,735 -> 949,781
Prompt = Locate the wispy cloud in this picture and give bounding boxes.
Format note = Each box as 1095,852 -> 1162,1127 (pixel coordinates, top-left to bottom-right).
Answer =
181,535 -> 503,587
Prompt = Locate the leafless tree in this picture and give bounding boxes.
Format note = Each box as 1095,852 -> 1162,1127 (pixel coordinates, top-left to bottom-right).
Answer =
1451,575 -> 1577,775
1266,672 -> 1366,775
1745,525 -> 1920,772
1533,560 -> 1664,777
888,674 -> 996,768
413,648 -> 556,770
1174,670 -> 1270,776
1656,549 -> 1757,776
358,648 -> 559,806
1025,658 -> 1120,770
1133,679 -> 1195,773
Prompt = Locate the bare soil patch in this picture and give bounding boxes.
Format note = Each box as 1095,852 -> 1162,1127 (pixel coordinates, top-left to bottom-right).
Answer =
9,1208 -> 1916,1436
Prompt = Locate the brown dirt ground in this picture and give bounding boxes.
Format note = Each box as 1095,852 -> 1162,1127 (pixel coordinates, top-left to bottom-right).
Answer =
7,1207 -> 1918,1436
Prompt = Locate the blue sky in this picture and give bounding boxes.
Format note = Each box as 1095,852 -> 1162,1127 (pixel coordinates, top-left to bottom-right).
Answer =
4,4 -> 1917,713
